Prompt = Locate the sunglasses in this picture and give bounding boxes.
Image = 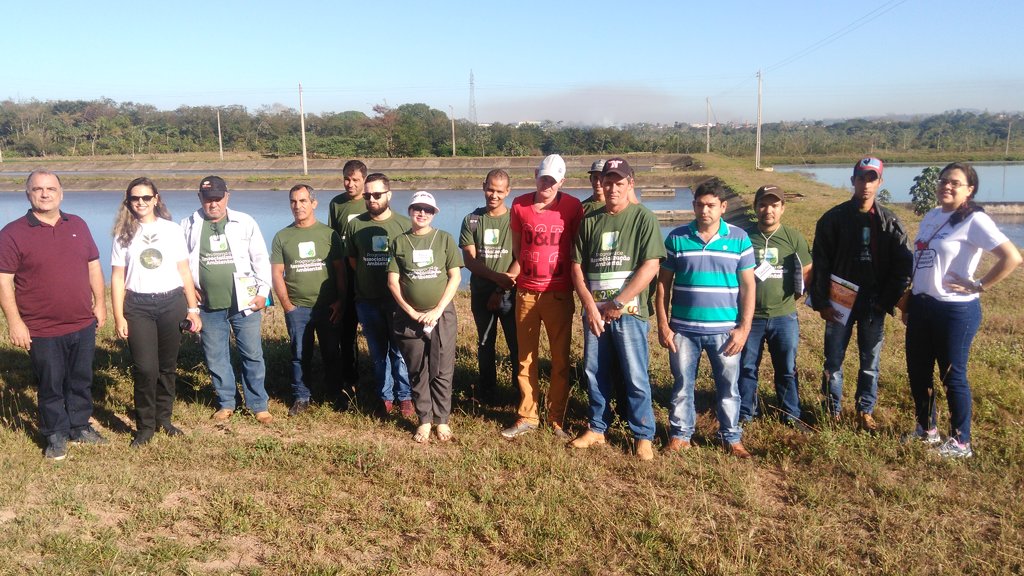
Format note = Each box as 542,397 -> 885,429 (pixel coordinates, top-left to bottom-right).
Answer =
128,195 -> 155,204
410,206 -> 436,215
362,192 -> 388,200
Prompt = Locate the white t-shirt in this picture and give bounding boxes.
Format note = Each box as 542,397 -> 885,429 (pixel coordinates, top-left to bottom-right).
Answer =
111,218 -> 188,294
911,207 -> 1008,301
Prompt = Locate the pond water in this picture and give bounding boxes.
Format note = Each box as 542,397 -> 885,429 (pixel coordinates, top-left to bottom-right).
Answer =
0,187 -> 694,278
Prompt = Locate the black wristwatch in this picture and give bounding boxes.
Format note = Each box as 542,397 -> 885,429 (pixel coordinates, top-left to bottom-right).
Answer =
612,298 -> 625,311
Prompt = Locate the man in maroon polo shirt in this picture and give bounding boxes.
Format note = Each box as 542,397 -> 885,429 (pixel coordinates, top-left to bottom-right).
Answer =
0,170 -> 108,461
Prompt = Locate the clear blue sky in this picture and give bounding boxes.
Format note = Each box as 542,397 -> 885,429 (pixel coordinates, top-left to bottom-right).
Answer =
5,0 -> 1021,125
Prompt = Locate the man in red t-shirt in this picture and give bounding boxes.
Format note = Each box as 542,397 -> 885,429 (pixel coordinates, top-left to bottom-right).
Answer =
501,154 -> 583,439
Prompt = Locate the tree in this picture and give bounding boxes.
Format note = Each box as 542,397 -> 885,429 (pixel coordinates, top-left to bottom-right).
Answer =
909,166 -> 941,215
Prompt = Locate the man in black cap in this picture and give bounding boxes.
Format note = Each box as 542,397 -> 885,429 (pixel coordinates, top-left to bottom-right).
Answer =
181,176 -> 274,424
738,185 -> 812,429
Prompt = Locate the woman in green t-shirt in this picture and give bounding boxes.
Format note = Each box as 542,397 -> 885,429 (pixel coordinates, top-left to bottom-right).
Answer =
387,192 -> 464,443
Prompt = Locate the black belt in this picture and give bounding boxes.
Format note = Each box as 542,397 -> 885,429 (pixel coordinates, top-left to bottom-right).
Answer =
126,288 -> 183,302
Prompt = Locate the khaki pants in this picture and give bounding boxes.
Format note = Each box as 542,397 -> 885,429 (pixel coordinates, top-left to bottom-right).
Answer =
515,289 -> 575,427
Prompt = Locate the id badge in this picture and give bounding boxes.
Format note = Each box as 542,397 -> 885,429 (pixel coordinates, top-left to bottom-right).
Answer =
413,249 -> 433,266
754,259 -> 774,281
209,234 -> 228,252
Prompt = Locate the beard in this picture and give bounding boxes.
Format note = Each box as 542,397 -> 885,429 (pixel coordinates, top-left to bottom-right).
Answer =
367,200 -> 389,217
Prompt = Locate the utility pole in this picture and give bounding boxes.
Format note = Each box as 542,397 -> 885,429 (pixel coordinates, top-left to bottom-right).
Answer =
705,97 -> 711,153
1003,118 -> 1011,155
216,109 -> 224,161
450,105 -> 456,157
299,82 -> 309,176
755,70 -> 763,170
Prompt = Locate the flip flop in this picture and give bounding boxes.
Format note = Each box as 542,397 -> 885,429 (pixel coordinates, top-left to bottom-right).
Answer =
435,424 -> 453,442
414,423 -> 431,444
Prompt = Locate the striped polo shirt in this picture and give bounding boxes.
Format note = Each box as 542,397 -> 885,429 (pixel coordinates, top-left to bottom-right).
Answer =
662,219 -> 755,335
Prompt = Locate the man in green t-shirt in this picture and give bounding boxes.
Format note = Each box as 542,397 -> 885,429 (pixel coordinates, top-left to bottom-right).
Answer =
569,158 -> 665,461
739,185 -> 813,429
327,160 -> 367,391
459,169 -> 520,404
271,185 -> 344,416
581,159 -> 606,216
342,173 -> 412,414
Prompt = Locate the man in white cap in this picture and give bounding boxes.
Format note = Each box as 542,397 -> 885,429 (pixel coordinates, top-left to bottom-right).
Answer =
501,154 -> 583,439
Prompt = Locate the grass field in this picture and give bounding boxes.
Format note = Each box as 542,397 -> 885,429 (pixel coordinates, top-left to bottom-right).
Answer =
1,154 -> 1022,575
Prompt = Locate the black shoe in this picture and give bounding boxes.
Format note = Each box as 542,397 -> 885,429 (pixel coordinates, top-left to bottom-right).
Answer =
159,422 -> 185,437
70,425 -> 108,445
288,399 -> 311,417
44,434 -> 69,461
130,431 -> 154,448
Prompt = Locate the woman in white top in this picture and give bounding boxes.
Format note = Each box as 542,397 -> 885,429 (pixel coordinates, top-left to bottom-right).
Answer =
904,162 -> 1021,458
111,177 -> 202,447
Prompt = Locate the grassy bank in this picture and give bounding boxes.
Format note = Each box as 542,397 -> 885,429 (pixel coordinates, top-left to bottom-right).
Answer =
1,154 -> 1022,574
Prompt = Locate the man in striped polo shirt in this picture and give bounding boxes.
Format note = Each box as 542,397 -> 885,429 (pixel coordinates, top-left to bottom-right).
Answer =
656,178 -> 756,458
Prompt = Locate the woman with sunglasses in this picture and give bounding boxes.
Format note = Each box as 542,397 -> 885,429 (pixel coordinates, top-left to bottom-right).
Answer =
111,177 -> 202,447
387,192 -> 463,443
903,162 -> 1021,458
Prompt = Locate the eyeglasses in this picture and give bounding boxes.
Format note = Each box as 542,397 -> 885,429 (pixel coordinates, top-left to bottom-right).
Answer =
362,192 -> 388,200
410,206 -> 436,215
129,195 -> 155,204
938,178 -> 966,188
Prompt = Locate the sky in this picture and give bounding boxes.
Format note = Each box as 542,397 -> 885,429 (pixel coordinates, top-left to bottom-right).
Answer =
4,0 -> 1022,125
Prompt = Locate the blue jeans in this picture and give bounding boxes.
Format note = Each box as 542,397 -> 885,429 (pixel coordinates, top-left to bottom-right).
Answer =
738,312 -> 801,422
668,331 -> 743,445
29,321 -> 97,438
355,300 -> 411,402
582,313 -> 656,440
905,295 -> 981,444
470,284 -> 518,396
821,307 -> 886,415
199,308 -> 268,412
285,305 -> 341,402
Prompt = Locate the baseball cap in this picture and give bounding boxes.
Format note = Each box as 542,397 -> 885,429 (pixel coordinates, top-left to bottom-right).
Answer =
199,176 -> 228,199
601,158 -> 633,179
588,159 -> 606,174
537,154 -> 566,181
409,190 -> 439,214
853,157 -> 884,178
754,185 -> 785,204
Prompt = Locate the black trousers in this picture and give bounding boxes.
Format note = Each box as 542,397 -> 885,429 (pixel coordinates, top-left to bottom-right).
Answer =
125,289 -> 185,433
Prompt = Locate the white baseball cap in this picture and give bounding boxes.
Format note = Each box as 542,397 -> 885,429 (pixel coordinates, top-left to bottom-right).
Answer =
409,190 -> 439,213
537,154 -> 566,181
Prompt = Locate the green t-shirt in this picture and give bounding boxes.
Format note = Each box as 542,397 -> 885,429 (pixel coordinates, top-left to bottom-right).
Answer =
746,223 -> 812,318
344,212 -> 412,301
388,229 -> 463,311
328,193 -> 365,240
582,195 -> 605,216
458,208 -> 514,292
198,219 -> 236,310
572,203 -> 665,319
270,222 -> 341,309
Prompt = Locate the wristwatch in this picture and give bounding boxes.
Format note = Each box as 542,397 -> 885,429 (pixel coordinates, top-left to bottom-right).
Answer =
612,298 -> 625,311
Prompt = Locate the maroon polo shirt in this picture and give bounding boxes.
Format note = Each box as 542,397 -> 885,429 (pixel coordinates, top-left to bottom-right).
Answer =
0,210 -> 99,337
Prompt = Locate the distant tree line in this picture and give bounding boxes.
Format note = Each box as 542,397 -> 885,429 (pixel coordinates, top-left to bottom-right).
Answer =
0,98 -> 1019,160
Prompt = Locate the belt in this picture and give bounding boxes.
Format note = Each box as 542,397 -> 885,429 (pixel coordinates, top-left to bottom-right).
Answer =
126,287 -> 183,302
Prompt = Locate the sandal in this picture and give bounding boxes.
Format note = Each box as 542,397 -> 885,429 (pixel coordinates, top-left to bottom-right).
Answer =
414,423 -> 431,444
435,424 -> 453,442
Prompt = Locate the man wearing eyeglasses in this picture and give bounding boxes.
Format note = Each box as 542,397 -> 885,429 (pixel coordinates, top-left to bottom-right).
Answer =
810,157 -> 912,431
181,175 -> 274,425
0,170 -> 108,460
341,173 -> 413,416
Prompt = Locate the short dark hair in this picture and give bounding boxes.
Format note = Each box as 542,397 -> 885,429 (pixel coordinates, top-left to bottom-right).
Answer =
289,184 -> 315,200
25,169 -> 62,190
343,160 -> 368,179
940,162 -> 979,200
364,173 -> 390,191
693,178 -> 729,201
484,169 -> 510,186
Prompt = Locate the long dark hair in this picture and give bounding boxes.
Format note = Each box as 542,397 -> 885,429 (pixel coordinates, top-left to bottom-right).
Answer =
113,177 -> 173,248
940,162 -> 984,226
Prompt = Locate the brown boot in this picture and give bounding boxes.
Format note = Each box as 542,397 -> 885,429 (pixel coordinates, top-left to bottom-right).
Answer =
569,430 -> 606,449
727,442 -> 752,459
636,439 -> 654,461
662,437 -> 692,454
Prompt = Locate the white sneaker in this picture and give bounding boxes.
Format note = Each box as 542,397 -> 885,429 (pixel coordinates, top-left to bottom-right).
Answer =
901,425 -> 941,446
935,437 -> 973,459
